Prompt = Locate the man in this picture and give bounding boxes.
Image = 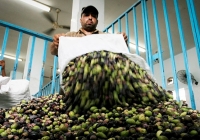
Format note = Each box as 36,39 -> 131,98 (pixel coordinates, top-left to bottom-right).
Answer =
0,60 -> 6,77
50,5 -> 128,56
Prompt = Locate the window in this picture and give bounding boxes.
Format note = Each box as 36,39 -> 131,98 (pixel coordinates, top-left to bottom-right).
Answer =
172,88 -> 186,101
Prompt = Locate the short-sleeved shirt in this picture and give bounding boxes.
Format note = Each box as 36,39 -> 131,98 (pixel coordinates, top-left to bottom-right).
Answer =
65,28 -> 105,37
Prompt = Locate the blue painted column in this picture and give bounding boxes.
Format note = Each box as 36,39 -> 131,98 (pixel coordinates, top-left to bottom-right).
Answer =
23,37 -> 49,97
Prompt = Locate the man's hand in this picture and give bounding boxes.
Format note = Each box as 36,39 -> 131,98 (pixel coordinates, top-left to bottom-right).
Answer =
121,32 -> 128,43
117,32 -> 128,45
50,33 -> 66,55
0,60 -> 5,70
0,60 -> 6,76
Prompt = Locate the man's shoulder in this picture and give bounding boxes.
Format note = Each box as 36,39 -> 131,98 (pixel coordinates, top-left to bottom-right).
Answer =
65,31 -> 78,36
98,30 -> 105,34
98,30 -> 107,34
65,29 -> 106,36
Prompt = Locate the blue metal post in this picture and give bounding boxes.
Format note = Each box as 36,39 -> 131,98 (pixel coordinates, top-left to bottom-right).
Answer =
27,36 -> 36,81
112,24 -> 115,33
141,0 -> 150,68
162,0 -> 180,101
51,56 -> 58,94
0,20 -> 52,42
56,78 -> 59,93
142,0 -> 154,73
118,19 -> 122,33
12,32 -> 23,79
38,40 -> 48,96
174,0 -> 195,109
152,0 -> 166,89
103,0 -> 142,33
105,29 -> 108,33
0,27 -> 9,73
125,13 -> 130,52
186,0 -> 200,67
132,7 -> 140,55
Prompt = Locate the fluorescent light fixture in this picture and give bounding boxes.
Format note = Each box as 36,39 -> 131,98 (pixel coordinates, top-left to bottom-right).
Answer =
0,54 -> 23,62
129,42 -> 146,52
20,0 -> 51,12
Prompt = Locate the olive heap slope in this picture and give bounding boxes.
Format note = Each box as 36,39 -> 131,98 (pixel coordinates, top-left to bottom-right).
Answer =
62,51 -> 171,113
0,50 -> 200,140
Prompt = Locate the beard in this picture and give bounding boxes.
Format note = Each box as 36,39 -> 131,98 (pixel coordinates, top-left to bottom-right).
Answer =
85,25 -> 95,31
82,22 -> 97,32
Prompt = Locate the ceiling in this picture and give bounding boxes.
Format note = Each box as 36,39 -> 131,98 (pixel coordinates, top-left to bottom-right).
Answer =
0,0 -> 200,86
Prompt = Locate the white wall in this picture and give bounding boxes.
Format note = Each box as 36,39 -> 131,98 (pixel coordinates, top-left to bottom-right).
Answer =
23,37 -> 44,97
153,47 -> 200,110
10,71 -> 23,79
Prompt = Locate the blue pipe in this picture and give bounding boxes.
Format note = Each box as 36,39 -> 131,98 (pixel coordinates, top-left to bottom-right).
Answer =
142,0 -> 154,73
0,20 -> 52,42
0,27 -> 9,74
118,19 -> 122,33
51,56 -> 58,94
174,0 -> 195,109
162,0 -> 180,101
189,0 -> 200,46
132,7 -> 139,55
12,32 -> 23,79
27,36 -> 36,81
38,40 -> 48,97
103,0 -> 142,32
125,13 -> 130,52
141,0 -> 149,66
112,24 -> 115,33
152,0 -> 166,89
186,0 -> 200,67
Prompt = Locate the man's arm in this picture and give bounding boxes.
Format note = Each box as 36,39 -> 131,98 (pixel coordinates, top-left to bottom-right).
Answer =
121,32 -> 128,44
50,42 -> 58,56
50,33 -> 66,56
0,60 -> 6,77
117,32 -> 128,46
1,68 -> 6,77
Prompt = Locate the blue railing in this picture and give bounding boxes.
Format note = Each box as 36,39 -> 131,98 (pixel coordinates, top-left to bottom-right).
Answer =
34,75 -> 60,98
103,0 -> 199,109
0,20 -> 58,96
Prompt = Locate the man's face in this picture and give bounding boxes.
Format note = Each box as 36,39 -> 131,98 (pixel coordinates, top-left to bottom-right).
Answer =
80,12 -> 98,31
